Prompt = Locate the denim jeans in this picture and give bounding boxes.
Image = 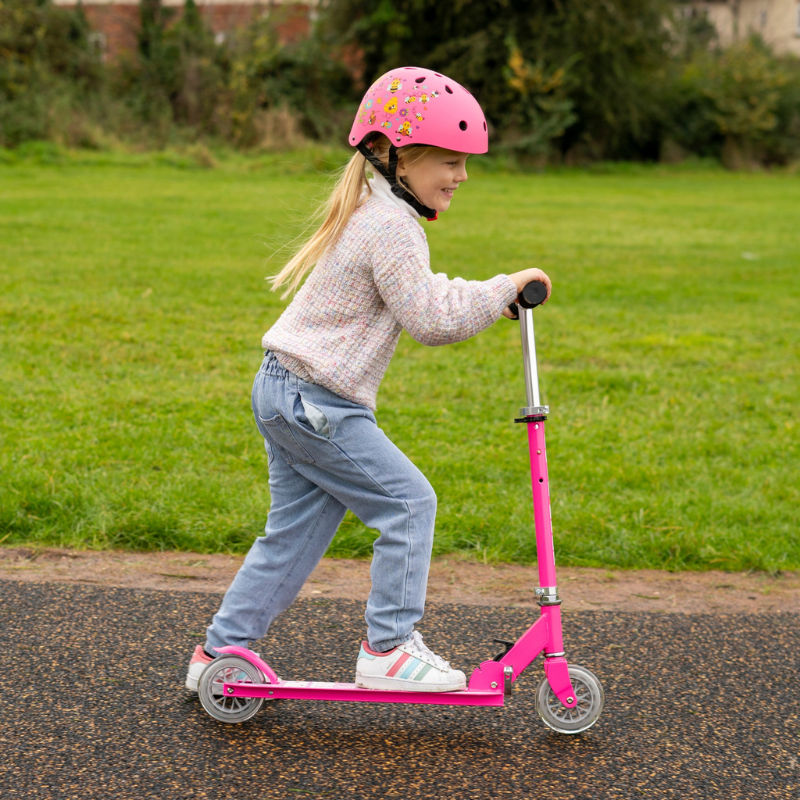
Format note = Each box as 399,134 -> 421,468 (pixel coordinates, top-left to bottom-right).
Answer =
205,352 -> 437,655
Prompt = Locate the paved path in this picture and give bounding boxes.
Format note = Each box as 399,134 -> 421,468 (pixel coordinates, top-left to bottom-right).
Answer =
2,580 -> 798,799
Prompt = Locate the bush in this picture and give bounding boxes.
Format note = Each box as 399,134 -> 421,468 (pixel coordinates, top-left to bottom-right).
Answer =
2,0 -> 799,166
0,0 -> 103,147
222,15 -> 356,148
323,0 -> 674,161
108,0 -> 355,149
667,37 -> 800,166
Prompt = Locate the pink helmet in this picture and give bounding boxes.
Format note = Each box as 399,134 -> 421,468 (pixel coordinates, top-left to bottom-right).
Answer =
348,66 -> 488,154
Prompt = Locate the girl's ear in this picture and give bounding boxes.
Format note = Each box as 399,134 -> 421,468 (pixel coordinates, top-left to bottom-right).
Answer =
396,154 -> 407,177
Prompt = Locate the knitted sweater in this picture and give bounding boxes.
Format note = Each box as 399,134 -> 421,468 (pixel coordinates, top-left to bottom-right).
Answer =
263,176 -> 518,411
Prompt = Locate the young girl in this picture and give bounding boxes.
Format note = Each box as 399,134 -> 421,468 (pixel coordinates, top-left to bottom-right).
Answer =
186,66 -> 551,693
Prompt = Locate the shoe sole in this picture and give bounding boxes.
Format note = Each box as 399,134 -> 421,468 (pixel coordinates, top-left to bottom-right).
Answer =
355,674 -> 466,693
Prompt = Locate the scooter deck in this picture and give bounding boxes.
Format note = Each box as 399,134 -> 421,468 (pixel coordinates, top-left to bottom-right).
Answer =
224,680 -> 505,707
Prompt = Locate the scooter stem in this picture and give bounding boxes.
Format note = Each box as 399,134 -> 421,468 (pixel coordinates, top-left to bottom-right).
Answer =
519,307 -> 542,410
518,306 -> 557,591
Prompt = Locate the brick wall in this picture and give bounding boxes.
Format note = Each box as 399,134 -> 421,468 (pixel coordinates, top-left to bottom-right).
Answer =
53,1 -> 315,60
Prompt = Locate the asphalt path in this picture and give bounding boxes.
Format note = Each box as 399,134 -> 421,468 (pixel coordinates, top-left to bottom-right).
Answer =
1,579 -> 798,799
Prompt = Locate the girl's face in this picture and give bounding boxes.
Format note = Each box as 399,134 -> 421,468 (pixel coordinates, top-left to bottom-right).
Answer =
397,148 -> 469,214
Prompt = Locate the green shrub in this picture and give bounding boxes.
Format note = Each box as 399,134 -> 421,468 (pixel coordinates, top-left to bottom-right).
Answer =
2,0 -> 799,166
109,0 -> 227,140
323,0 -> 674,161
0,0 -> 103,147
108,0 -> 355,149
668,37 -> 800,166
222,15 -> 356,147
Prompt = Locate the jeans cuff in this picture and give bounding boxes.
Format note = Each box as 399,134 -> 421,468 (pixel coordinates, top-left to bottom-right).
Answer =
370,634 -> 413,653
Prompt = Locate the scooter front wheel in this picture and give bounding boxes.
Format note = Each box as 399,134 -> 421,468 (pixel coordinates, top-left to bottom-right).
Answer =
535,664 -> 604,735
198,655 -> 265,724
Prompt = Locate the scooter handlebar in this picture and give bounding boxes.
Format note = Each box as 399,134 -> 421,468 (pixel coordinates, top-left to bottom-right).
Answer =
518,280 -> 548,309
507,279 -> 548,319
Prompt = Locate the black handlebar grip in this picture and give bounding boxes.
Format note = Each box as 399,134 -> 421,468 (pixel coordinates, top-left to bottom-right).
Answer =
517,280 -> 548,309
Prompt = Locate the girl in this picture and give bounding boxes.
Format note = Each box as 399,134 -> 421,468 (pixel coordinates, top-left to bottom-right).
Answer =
186,66 -> 551,693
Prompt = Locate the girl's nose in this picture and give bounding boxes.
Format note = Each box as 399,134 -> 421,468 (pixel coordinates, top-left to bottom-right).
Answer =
456,165 -> 468,183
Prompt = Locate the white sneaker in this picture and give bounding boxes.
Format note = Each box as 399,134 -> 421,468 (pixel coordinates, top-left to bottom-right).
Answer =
185,645 -> 214,692
355,631 -> 466,693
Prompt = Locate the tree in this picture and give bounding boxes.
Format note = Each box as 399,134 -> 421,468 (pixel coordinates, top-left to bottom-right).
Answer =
323,0 -> 675,160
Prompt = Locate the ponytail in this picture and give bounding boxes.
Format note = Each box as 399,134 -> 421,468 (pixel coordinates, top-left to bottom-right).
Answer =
269,151 -> 369,299
269,139 -> 440,298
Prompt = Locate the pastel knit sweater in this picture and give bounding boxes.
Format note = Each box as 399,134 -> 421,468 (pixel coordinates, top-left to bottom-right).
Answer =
263,174 -> 519,411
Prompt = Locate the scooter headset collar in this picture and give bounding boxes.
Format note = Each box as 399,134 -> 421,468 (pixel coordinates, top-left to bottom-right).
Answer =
356,139 -> 438,221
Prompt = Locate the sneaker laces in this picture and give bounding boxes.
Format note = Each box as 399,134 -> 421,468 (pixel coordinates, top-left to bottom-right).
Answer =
405,631 -> 451,671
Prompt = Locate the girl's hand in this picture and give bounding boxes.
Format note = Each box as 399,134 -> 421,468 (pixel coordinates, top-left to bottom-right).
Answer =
508,268 -> 552,304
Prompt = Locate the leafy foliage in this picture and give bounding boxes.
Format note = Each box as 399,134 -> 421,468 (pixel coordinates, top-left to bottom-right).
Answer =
0,0 -> 102,146
136,0 -> 224,128
222,15 -> 357,146
323,0 -> 674,160
1,0 -> 799,165
670,38 -> 800,165
110,0 -> 355,147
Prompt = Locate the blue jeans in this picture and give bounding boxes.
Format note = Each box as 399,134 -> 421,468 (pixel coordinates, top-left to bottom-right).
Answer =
205,352 -> 437,654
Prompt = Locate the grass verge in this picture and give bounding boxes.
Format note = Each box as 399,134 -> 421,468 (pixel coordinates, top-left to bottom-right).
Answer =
1,152 -> 797,571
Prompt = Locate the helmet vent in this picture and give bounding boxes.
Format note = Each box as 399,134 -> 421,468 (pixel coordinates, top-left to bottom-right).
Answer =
445,85 -> 453,94
415,76 -> 426,84
434,73 -> 442,77
483,121 -> 487,131
459,120 -> 468,131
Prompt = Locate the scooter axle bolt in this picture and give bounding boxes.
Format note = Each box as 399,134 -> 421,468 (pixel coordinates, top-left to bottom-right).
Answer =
227,687 -> 234,694
567,696 -> 574,704
491,682 -> 498,689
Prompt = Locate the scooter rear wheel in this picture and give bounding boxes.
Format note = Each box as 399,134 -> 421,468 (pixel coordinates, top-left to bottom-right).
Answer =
198,655 -> 265,724
535,664 -> 604,735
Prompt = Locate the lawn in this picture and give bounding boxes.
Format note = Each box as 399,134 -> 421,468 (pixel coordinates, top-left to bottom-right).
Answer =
1,149 -> 798,571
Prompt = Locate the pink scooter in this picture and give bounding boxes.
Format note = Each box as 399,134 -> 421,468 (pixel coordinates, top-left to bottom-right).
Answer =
198,281 -> 604,735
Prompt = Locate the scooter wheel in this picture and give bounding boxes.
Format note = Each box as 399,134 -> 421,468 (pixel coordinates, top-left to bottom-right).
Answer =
197,655 -> 265,724
535,664 -> 604,735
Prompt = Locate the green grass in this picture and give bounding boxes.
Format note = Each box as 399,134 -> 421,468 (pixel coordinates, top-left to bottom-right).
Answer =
1,150 -> 798,571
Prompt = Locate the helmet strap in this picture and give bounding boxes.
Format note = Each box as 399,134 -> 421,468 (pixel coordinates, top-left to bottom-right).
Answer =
356,142 -> 438,221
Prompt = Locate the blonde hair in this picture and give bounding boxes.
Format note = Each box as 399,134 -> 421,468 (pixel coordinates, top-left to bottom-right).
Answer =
270,138 -> 440,298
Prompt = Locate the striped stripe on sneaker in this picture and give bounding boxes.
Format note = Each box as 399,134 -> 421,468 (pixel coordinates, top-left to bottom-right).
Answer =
355,631 -> 466,693
386,651 -> 412,677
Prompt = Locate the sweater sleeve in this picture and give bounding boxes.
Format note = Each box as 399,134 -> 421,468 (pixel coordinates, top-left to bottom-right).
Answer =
371,221 -> 519,347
